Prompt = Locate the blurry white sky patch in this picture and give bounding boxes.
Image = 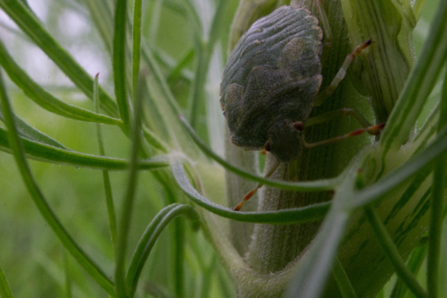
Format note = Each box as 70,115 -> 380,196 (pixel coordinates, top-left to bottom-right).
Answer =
58,9 -> 89,39
206,43 -> 225,157
0,0 -> 111,100
192,0 -> 213,39
28,0 -> 49,21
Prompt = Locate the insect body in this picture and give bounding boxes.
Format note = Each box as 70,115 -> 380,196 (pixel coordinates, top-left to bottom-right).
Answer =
220,5 -> 380,210
220,5 -> 323,163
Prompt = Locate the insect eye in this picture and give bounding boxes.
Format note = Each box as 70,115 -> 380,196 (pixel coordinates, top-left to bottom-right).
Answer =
293,121 -> 305,131
264,141 -> 271,151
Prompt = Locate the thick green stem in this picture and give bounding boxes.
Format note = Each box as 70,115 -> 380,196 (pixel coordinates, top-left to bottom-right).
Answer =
246,0 -> 372,276
225,0 -> 280,255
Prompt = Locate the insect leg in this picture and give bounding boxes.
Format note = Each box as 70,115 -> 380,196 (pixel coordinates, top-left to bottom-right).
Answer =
234,161 -> 280,211
302,123 -> 385,149
305,108 -> 383,135
315,39 -> 372,106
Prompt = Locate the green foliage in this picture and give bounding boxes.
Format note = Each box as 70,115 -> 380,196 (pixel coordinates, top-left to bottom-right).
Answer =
0,0 -> 445,297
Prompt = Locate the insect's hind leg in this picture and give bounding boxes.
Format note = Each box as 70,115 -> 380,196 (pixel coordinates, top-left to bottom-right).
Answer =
314,39 -> 372,106
302,107 -> 385,149
305,108 -> 380,134
302,122 -> 385,149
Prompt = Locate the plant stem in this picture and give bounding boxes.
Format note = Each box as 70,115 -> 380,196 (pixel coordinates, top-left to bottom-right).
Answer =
115,52 -> 144,298
391,244 -> 427,298
132,0 -> 143,97
246,0 -> 372,276
113,0 -> 130,126
95,74 -> 118,254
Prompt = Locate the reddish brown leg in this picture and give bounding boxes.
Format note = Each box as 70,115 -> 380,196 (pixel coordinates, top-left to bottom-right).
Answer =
233,161 -> 280,211
315,39 -> 372,106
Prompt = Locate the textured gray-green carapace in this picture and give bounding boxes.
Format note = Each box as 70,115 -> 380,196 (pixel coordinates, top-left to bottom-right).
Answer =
220,5 -> 323,163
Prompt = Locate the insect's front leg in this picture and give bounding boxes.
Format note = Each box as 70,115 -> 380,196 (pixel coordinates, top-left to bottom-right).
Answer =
314,39 -> 372,106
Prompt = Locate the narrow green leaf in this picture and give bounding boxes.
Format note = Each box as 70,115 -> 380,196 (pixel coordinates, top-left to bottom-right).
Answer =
413,102 -> 439,153
0,0 -> 119,116
364,207 -> 427,298
0,40 -> 122,125
0,127 -> 169,170
95,74 -> 117,253
171,160 -> 330,224
142,125 -> 170,153
284,189 -> 352,298
186,0 -> 228,130
167,48 -> 194,82
0,107 -> 67,149
148,0 -> 163,45
126,204 -> 199,297
153,46 -> 194,82
180,116 -> 339,191
208,0 -> 228,54
413,0 -> 427,21
115,56 -> 143,297
332,257 -> 357,298
132,0 -> 143,96
141,45 -> 183,116
0,264 -> 14,298
0,70 -> 115,296
391,245 -> 427,298
381,0 -> 447,152
187,39 -> 206,130
113,0 -> 130,126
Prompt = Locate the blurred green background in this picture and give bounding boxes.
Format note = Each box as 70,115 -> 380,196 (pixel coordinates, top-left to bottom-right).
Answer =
0,0 -> 442,297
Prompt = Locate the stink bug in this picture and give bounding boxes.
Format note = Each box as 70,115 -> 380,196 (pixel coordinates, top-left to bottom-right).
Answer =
220,5 -> 384,211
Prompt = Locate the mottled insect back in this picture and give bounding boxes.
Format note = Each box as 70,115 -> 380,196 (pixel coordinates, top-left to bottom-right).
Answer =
220,5 -> 323,163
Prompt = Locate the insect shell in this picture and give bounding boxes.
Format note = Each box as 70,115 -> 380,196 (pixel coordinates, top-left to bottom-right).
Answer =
220,5 -> 323,163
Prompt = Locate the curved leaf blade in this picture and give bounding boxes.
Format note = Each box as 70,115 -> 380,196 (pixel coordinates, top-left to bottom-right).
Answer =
180,116 -> 339,191
284,189 -> 352,298
0,107 -> 67,149
171,160 -> 330,224
126,203 -> 199,296
0,40 -> 122,125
